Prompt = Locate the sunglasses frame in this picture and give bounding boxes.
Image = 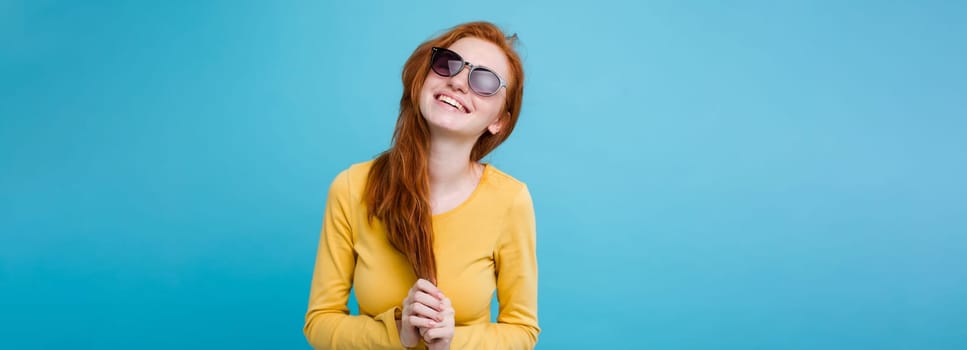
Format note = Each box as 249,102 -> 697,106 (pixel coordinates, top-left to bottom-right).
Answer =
430,47 -> 507,97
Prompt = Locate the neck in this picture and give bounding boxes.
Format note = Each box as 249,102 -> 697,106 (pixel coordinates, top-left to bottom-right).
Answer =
427,134 -> 479,193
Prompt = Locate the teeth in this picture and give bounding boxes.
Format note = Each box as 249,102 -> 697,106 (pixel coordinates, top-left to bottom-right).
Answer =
437,94 -> 465,112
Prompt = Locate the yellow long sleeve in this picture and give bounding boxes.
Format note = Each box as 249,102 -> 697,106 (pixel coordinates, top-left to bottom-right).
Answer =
303,170 -> 405,349
450,186 -> 540,349
303,161 -> 539,349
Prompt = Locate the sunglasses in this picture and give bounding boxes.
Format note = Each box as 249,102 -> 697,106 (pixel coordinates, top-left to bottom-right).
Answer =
430,47 -> 507,97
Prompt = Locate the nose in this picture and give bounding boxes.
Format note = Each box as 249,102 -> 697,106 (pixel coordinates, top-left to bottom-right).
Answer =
447,64 -> 470,94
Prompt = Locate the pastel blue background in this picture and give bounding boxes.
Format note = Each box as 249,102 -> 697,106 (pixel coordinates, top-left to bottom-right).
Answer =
2,0 -> 965,349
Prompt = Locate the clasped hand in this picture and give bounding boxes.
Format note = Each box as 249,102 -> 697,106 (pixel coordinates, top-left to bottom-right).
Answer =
399,279 -> 455,349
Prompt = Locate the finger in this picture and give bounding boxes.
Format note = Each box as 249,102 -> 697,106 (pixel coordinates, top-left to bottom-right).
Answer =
410,302 -> 442,321
422,328 -> 435,342
407,315 -> 437,328
423,326 -> 452,341
401,298 -> 415,316
415,278 -> 441,296
440,297 -> 454,316
414,291 -> 443,311
413,278 -> 438,293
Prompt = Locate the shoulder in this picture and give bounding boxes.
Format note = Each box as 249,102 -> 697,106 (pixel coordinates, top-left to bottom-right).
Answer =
327,159 -> 376,199
483,164 -> 533,210
486,165 -> 537,247
484,164 -> 528,192
344,159 -> 375,185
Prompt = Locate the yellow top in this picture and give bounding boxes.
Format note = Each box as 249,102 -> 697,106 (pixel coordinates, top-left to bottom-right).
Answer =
304,160 -> 540,349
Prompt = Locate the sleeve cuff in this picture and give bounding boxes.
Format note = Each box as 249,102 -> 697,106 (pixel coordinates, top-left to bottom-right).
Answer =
378,306 -> 432,349
374,306 -> 403,347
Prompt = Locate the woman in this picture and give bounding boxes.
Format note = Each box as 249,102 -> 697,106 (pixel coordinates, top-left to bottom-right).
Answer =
304,21 -> 538,349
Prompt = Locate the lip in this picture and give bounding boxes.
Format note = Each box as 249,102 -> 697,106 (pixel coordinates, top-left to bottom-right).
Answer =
434,92 -> 470,113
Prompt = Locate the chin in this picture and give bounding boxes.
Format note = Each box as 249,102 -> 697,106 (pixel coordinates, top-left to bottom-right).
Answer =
424,120 -> 477,139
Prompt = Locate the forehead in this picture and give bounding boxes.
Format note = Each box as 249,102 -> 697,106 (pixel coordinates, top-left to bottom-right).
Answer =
446,37 -> 512,84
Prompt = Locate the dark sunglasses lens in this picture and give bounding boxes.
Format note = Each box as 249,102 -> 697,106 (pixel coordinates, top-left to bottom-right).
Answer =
431,49 -> 463,77
469,69 -> 501,95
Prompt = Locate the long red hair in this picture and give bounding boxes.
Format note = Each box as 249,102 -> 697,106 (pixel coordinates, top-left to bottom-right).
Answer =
364,22 -> 525,284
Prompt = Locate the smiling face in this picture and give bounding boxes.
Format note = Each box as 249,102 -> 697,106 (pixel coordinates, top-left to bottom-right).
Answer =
419,37 -> 512,140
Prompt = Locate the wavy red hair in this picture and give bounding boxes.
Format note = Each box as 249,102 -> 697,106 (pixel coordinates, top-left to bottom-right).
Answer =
364,22 -> 525,284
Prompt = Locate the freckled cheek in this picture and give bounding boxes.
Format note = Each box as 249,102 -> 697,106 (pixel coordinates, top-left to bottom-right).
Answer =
475,101 -> 503,119
422,74 -> 448,89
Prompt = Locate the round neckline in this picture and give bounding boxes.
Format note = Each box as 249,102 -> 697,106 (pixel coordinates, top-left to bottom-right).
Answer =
431,163 -> 490,220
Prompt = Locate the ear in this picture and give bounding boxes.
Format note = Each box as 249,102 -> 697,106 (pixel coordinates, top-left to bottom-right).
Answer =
488,112 -> 509,135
